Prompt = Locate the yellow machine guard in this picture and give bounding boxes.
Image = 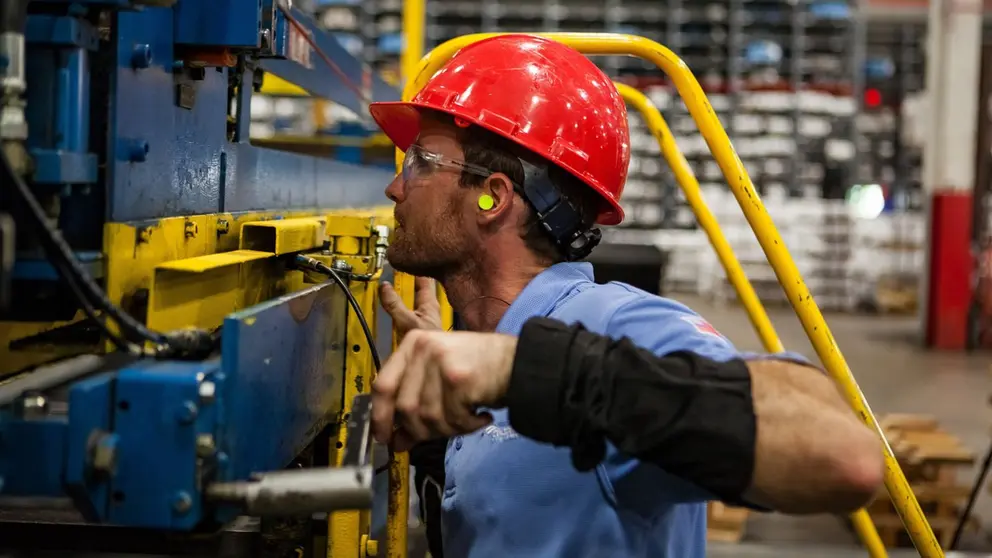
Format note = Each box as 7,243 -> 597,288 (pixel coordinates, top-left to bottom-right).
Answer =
381,31 -> 945,558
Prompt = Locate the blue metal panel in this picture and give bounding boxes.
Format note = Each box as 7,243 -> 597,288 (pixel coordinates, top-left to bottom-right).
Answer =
105,8 -> 396,221
107,8 -> 226,220
25,15 -> 100,185
13,251 -> 103,280
223,143 -> 394,213
260,2 -> 399,114
218,281 -> 347,482
63,373 -> 115,521
107,361 -> 218,529
173,0 -> 262,48
0,419 -> 67,497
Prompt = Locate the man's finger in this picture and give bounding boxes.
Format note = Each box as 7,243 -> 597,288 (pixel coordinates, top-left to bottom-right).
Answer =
413,276 -> 439,310
380,282 -> 419,331
394,335 -> 431,441
420,359 -> 456,437
371,347 -> 408,444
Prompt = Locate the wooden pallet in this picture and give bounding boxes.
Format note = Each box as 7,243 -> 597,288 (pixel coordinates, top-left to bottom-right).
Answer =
707,502 -> 749,543
866,414 -> 979,548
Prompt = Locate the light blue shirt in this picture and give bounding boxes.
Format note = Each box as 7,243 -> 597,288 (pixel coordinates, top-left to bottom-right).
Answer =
441,262 -> 803,557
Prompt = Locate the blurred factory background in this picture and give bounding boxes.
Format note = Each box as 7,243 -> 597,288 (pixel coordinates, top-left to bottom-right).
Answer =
254,0 -> 941,320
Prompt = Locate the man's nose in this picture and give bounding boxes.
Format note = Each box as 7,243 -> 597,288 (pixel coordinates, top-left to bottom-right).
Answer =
385,174 -> 404,203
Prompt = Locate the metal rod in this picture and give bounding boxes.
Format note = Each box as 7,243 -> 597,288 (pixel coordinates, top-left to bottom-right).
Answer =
0,354 -> 108,406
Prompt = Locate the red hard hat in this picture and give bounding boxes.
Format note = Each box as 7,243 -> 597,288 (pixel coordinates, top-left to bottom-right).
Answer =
369,35 -> 630,226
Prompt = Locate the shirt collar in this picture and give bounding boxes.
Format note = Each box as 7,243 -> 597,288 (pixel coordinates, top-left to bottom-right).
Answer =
494,262 -> 595,334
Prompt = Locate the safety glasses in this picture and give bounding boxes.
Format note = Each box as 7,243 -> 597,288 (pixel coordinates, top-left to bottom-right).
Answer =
401,144 -> 495,183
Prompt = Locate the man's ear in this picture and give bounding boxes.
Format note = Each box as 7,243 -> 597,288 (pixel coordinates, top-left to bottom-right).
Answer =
477,173 -> 515,223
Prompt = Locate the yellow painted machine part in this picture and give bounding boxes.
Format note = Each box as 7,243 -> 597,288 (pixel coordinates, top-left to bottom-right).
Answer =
401,32 -> 941,557
328,247 -> 382,558
615,83 -> 888,558
260,72 -> 309,97
386,271 -> 416,558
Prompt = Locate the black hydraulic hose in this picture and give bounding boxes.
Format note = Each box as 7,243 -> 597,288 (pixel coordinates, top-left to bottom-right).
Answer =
293,254 -> 394,476
0,147 -> 168,347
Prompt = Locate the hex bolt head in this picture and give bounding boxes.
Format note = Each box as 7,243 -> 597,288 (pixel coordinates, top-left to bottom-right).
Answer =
131,44 -> 153,69
172,491 -> 193,514
176,401 -> 198,424
198,381 -> 216,404
196,433 -> 216,457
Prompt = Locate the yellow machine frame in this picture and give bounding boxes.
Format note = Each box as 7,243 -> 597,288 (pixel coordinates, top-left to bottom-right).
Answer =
385,30 -> 944,558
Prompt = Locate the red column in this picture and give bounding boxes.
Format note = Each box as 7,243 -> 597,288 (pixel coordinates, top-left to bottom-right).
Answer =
926,192 -> 974,349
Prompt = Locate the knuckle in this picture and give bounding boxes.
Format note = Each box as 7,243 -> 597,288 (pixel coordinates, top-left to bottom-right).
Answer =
371,378 -> 393,396
396,399 -> 419,416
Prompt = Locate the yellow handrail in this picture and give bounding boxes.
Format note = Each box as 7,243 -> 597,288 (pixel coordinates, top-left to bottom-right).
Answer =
398,32 -> 941,557
615,82 -> 887,558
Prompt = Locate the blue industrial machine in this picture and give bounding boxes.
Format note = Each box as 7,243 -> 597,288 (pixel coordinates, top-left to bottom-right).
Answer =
0,0 -> 401,555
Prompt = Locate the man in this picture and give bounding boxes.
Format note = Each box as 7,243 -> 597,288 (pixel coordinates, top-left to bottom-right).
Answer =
368,34 -> 883,558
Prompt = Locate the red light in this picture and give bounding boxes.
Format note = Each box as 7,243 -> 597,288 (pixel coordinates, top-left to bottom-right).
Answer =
864,88 -> 882,108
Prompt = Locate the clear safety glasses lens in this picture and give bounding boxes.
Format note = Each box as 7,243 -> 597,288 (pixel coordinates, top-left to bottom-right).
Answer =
401,146 -> 432,182
401,145 -> 495,183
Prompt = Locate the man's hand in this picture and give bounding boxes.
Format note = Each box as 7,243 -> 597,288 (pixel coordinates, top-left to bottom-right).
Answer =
371,329 -> 517,451
380,276 -> 443,335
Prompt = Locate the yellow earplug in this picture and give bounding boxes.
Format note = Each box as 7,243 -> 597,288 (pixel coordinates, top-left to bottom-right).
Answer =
478,194 -> 495,211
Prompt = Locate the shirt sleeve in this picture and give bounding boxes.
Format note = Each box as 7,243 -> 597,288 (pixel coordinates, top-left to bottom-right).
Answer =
598,295 -> 760,506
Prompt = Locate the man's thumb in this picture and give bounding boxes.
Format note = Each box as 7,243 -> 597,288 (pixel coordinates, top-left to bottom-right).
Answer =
380,282 -> 418,329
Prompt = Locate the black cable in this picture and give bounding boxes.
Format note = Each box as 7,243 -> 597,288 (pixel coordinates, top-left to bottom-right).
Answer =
0,147 -> 166,346
293,255 -> 392,475
294,255 -> 382,372
950,438 -> 992,550
52,255 -> 139,354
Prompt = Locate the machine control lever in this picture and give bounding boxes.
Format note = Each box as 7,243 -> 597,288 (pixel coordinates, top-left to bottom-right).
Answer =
205,394 -> 376,516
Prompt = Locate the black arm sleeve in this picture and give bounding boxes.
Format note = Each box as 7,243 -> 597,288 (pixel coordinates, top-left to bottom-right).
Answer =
504,316 -> 757,505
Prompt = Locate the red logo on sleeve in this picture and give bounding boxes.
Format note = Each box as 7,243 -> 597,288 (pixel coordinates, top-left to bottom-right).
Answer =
681,315 -> 723,338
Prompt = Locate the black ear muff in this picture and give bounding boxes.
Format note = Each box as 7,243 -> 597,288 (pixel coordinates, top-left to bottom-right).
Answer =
518,160 -> 599,262
565,228 -> 601,261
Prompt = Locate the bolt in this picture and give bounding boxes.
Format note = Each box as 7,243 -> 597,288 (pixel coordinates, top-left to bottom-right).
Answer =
131,44 -> 153,69
184,221 -> 197,238
361,535 -> 379,557
126,139 -> 149,162
21,393 -> 47,417
195,433 -> 216,457
216,219 -> 230,234
172,491 -> 193,514
176,401 -> 198,424
198,380 -> 216,404
90,433 -> 119,474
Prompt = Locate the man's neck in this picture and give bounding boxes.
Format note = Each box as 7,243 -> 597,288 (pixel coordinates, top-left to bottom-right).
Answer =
440,262 -> 547,332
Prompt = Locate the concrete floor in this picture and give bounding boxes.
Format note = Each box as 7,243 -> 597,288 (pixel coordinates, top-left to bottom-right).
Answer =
679,294 -> 992,556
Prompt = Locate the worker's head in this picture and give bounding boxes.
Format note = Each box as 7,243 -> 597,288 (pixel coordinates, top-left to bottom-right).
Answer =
369,35 -> 630,278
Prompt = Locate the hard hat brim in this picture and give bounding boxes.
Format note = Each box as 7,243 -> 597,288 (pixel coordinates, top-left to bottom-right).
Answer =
369,101 -> 624,226
369,101 -> 421,152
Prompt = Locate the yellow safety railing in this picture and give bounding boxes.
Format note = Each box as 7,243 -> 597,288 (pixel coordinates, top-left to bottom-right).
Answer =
386,32 -> 943,558
615,82 -> 888,558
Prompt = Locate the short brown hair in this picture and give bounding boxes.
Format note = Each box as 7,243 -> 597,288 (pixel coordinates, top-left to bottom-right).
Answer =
431,112 -> 600,264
